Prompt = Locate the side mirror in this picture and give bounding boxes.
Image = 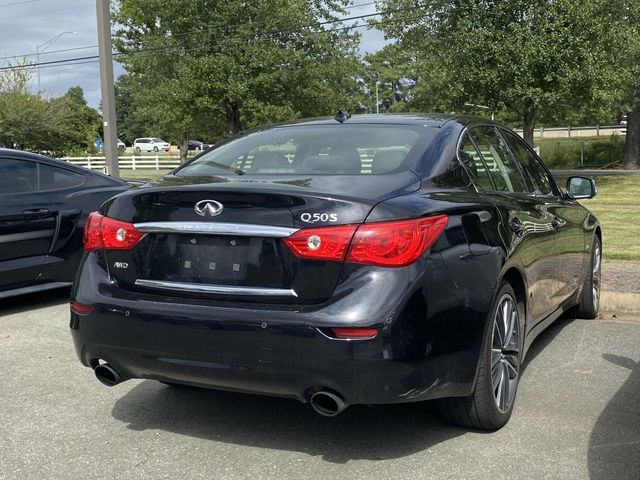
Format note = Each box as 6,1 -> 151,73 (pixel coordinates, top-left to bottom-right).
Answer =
566,176 -> 597,199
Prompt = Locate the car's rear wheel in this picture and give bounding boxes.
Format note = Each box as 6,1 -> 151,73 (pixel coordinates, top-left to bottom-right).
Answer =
134,146 -> 141,153
573,236 -> 601,319
438,282 -> 523,430
153,146 -> 159,152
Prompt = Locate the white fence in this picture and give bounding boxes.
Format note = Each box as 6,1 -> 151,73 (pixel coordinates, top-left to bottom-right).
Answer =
60,155 -> 183,174
515,125 -> 626,139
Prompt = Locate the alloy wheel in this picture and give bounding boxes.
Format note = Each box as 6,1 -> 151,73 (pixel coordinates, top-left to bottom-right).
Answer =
592,240 -> 601,312
491,294 -> 520,414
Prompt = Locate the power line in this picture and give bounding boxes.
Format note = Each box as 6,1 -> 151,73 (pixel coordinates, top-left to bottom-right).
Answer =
0,3 -> 93,22
0,45 -> 98,62
0,0 -> 43,6
0,5 -> 412,72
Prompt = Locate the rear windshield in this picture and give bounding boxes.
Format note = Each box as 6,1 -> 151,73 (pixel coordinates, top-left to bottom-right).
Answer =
175,125 -> 431,176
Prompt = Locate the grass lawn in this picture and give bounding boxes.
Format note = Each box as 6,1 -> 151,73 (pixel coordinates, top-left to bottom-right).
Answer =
577,176 -> 640,261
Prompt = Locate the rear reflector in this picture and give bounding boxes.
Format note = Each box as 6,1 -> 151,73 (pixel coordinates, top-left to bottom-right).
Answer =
84,212 -> 145,251
70,302 -> 93,315
284,215 -> 448,267
330,327 -> 378,339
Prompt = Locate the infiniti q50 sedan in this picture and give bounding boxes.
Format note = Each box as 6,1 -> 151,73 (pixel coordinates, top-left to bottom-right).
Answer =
70,114 -> 601,430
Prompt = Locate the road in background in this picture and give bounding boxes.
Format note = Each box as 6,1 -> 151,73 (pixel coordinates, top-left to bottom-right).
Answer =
1,290 -> 639,480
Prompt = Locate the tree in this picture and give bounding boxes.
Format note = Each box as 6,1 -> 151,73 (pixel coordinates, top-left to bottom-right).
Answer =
376,0 -> 621,146
113,0 -> 361,162
618,2 -> 640,169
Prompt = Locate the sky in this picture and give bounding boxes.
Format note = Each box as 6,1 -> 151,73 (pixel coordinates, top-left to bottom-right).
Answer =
0,0 -> 388,108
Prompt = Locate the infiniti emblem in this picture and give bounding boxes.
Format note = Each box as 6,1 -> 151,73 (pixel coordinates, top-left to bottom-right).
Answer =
194,199 -> 224,217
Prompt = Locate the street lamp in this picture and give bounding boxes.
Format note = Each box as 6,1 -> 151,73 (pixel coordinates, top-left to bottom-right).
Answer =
464,103 -> 495,120
375,81 -> 380,114
36,31 -> 77,92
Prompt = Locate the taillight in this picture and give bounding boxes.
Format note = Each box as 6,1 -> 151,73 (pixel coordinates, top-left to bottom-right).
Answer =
347,215 -> 448,267
83,212 -> 145,251
283,224 -> 358,261
284,215 -> 448,267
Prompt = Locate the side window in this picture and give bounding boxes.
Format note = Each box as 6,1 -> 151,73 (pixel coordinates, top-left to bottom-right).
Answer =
502,130 -> 554,196
0,159 -> 38,194
468,126 -> 527,193
458,133 -> 494,191
39,164 -> 84,190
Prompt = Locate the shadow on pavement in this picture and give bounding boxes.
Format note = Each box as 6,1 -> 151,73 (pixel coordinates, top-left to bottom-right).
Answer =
521,316 -> 576,374
588,353 -> 640,480
0,287 -> 70,316
111,381 -> 466,463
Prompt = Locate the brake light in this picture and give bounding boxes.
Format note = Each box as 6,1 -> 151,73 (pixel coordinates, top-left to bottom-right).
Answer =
283,215 -> 448,267
347,215 -> 448,267
283,224 -> 358,261
83,212 -> 145,251
330,327 -> 378,339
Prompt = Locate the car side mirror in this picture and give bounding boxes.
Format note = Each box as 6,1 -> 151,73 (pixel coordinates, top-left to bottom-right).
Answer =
566,176 -> 597,199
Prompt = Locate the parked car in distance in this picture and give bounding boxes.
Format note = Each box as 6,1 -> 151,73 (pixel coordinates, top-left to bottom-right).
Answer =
188,140 -> 204,151
71,114 -> 601,430
0,149 -> 129,299
133,138 -> 170,153
117,138 -> 126,150
620,115 -> 627,134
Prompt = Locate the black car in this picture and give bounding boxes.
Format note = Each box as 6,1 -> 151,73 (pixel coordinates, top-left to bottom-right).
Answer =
0,149 -> 129,299
70,114 -> 601,430
188,140 -> 204,151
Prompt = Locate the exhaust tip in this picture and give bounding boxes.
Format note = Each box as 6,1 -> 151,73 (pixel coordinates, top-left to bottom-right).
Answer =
310,390 -> 348,417
94,363 -> 122,387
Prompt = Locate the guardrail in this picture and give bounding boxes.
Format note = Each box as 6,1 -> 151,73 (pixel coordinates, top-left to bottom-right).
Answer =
60,155 -> 183,173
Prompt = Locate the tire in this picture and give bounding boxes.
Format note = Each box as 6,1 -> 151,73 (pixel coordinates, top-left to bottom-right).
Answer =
438,282 -> 524,430
134,146 -> 141,153
153,146 -> 159,152
572,235 -> 601,319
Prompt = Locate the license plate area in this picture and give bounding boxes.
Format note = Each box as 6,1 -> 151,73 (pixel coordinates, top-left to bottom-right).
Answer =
141,233 -> 286,287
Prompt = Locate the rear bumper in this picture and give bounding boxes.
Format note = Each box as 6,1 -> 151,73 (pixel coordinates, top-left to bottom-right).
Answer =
70,252 -> 494,405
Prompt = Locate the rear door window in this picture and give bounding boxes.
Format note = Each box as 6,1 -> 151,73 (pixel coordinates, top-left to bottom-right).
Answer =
468,126 -> 528,193
501,130 -> 555,196
39,164 -> 85,190
458,133 -> 494,191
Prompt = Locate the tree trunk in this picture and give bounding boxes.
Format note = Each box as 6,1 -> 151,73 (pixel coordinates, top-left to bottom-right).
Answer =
522,109 -> 536,147
623,105 -> 640,169
179,131 -> 189,164
225,102 -> 240,137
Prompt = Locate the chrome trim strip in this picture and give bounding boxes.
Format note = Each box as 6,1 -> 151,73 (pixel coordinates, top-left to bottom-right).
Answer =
0,229 -> 55,244
134,279 -> 298,297
133,221 -> 298,238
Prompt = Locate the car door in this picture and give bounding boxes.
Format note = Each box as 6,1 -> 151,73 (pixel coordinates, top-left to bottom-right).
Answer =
466,126 -> 561,324
501,129 -> 586,306
0,157 -> 56,290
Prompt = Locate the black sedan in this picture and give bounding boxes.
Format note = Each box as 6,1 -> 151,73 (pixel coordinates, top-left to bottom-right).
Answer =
70,114 -> 600,430
0,149 -> 129,299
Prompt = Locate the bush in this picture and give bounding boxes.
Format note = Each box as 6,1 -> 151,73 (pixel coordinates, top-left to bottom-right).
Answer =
537,135 -> 624,169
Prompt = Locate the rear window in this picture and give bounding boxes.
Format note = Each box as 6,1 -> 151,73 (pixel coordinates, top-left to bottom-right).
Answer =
175,125 -> 429,176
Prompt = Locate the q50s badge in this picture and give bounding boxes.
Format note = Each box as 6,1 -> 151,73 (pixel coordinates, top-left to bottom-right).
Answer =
300,213 -> 338,224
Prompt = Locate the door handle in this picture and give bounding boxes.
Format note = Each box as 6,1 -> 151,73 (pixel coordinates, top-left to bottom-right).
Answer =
22,208 -> 50,218
551,217 -> 565,231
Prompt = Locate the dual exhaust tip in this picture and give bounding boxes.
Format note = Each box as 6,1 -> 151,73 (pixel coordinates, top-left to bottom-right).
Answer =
93,363 -> 349,417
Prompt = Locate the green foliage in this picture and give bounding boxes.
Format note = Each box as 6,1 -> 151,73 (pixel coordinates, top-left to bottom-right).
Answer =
376,0 -> 622,143
0,62 -> 100,155
537,136 -> 625,169
113,0 -> 361,161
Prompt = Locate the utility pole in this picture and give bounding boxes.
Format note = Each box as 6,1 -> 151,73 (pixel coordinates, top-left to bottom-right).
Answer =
96,0 -> 119,178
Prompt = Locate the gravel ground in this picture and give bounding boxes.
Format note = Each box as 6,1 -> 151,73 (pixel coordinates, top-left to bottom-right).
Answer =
602,260 -> 640,295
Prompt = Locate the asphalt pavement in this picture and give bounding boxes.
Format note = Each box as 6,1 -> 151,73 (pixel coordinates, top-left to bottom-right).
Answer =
1,289 -> 639,480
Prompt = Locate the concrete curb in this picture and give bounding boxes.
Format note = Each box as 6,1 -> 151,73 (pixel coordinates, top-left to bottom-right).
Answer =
600,291 -> 640,315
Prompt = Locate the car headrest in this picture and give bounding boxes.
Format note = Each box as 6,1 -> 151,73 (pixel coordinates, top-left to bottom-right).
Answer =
248,151 -> 292,174
372,150 -> 406,174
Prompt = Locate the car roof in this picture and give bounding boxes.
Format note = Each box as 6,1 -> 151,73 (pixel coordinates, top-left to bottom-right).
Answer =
251,113 -> 501,130
0,148 -> 128,185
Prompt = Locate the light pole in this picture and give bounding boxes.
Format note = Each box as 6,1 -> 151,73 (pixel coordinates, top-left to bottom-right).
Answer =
464,103 -> 495,120
36,31 -> 77,92
375,81 -> 380,114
